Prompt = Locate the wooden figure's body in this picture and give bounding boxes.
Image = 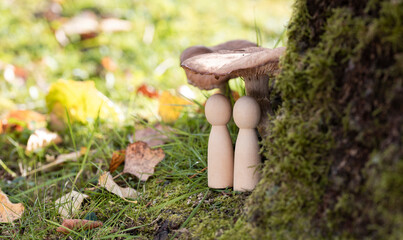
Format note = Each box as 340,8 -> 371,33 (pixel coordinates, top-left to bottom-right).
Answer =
205,94 -> 233,188
233,96 -> 261,191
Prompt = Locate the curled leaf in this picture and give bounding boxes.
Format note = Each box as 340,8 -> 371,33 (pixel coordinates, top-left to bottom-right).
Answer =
55,191 -> 89,219
98,172 -> 137,199
26,128 -> 62,153
56,219 -> 103,234
0,189 -> 24,223
109,149 -> 126,173
123,141 -> 165,181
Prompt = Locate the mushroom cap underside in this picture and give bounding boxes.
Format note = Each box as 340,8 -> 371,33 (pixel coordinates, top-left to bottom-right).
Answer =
183,69 -> 231,90
181,47 -> 286,89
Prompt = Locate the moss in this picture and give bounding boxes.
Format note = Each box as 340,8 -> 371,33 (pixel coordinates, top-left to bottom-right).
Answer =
237,0 -> 403,239
187,192 -> 248,239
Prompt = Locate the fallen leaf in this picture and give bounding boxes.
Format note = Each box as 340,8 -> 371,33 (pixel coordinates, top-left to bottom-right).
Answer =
55,11 -> 132,46
98,172 -> 138,199
109,149 -> 126,173
101,57 -> 117,72
136,83 -> 159,98
56,219 -> 103,234
59,11 -> 98,36
55,191 -> 89,219
0,189 -> 24,223
100,18 -> 132,33
46,79 -> 124,124
158,91 -> 190,122
26,128 -> 62,153
134,124 -> 170,147
123,141 -> 165,181
2,110 -> 46,132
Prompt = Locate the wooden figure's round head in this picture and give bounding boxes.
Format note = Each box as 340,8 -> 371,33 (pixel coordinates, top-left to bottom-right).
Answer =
233,96 -> 261,129
205,94 -> 232,125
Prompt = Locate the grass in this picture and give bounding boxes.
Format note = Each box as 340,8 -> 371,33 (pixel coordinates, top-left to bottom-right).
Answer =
0,0 -> 291,238
1,111 -> 249,239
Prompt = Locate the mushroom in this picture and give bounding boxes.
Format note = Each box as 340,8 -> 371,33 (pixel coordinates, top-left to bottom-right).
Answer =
180,40 -> 257,93
181,45 -> 286,137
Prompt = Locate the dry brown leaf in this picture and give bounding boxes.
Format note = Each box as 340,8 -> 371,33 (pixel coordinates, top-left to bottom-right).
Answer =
26,128 -> 62,153
55,191 -> 89,219
134,124 -> 170,147
136,83 -> 159,98
56,219 -> 103,234
123,141 -> 165,181
0,189 -> 24,223
109,149 -> 126,173
98,172 -> 138,199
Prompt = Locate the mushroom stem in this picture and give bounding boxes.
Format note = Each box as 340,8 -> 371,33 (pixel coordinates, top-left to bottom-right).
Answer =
218,83 -> 230,96
243,74 -> 272,138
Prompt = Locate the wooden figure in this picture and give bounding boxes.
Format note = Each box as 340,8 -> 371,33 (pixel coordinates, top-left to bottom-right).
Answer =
205,94 -> 234,188
233,96 -> 261,191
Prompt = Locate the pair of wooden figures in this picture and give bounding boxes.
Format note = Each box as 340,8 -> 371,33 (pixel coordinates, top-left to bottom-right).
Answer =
205,94 -> 261,192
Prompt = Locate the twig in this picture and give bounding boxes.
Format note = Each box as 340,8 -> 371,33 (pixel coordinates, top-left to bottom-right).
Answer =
0,158 -> 17,177
112,172 -> 124,180
23,150 -> 95,177
189,167 -> 207,179
84,186 -> 98,191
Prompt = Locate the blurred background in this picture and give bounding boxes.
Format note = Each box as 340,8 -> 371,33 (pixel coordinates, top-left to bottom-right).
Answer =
0,0 -> 292,124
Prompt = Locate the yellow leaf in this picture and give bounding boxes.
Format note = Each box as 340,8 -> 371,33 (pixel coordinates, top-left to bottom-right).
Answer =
46,79 -> 124,124
158,91 -> 190,122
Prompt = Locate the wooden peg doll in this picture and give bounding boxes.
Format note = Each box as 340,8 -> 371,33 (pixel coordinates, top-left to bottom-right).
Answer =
205,94 -> 234,188
233,96 -> 261,191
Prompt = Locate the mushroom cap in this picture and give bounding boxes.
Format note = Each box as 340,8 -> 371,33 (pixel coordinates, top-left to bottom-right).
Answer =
209,39 -> 258,52
180,46 -> 213,64
181,47 -> 286,84
180,40 -> 258,90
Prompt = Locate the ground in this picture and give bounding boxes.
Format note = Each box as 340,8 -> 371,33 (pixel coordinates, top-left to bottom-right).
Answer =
0,0 -> 291,239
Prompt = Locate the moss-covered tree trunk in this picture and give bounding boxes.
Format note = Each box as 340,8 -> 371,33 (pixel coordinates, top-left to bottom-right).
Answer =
242,0 -> 402,239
